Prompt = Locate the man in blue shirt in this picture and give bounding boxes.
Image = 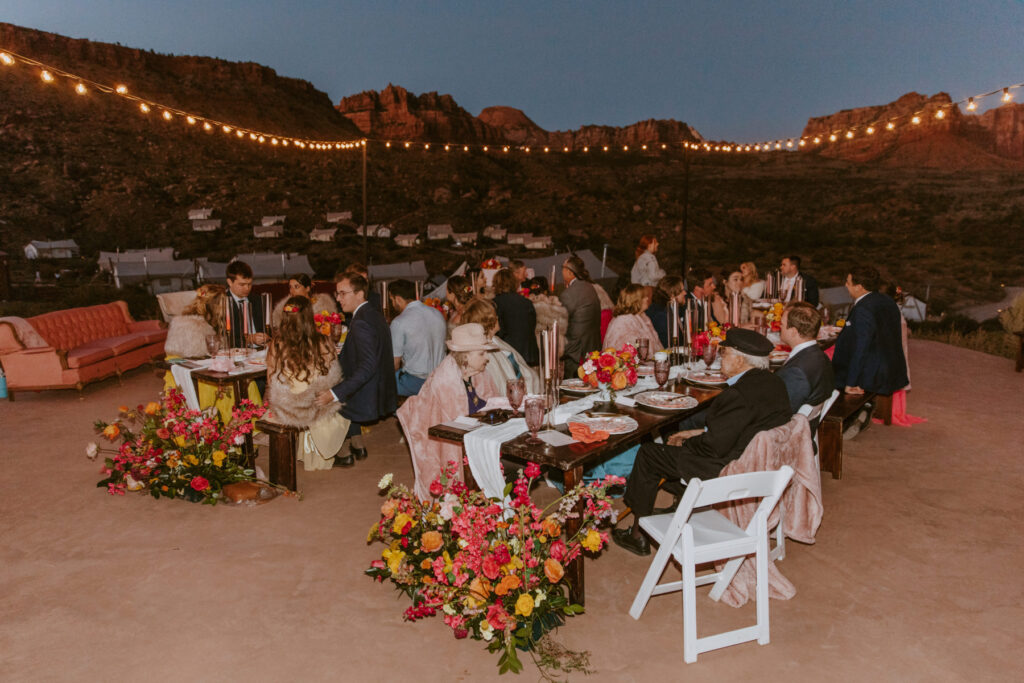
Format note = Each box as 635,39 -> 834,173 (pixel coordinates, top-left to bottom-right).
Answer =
388,279 -> 447,396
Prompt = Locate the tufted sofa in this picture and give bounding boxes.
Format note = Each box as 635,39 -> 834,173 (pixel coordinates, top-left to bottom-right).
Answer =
0,301 -> 166,399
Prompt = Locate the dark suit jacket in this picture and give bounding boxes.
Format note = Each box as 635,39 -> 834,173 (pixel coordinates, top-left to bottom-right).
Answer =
777,343 -> 835,433
494,292 -> 539,365
671,368 -> 792,482
832,291 -> 908,395
344,290 -> 382,325
558,279 -> 601,374
645,302 -> 669,348
331,302 -> 397,423
800,273 -> 819,307
226,293 -> 265,348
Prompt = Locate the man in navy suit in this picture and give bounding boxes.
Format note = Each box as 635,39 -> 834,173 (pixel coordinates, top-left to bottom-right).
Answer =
316,273 -> 397,467
225,260 -> 267,349
832,266 -> 908,397
777,302 -> 835,435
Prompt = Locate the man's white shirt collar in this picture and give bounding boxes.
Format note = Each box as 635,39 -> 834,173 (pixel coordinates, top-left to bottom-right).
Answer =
352,301 -> 368,317
788,340 -> 817,359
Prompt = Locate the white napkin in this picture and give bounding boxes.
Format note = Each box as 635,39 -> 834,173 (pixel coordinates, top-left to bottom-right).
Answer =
463,418 -> 527,500
170,364 -> 201,411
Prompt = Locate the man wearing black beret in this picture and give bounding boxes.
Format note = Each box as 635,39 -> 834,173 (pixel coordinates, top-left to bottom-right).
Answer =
614,328 -> 792,556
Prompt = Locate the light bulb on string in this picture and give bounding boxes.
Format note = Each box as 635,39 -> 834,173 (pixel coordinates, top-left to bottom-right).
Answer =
641,144 -> 647,150
845,131 -> 854,139
563,146 -> 569,152
444,145 -> 449,151
623,145 -> 629,151
223,125 -> 231,134
866,126 -> 875,135
40,69 -> 53,83
661,144 -> 667,149
203,122 -> 212,131
544,146 -> 549,153
1003,88 -> 1013,102
385,141 -> 391,148
483,146 -> 489,151
139,103 -> 150,114
524,147 -> 530,153
583,146 -> 589,152
463,146 -> 468,151
271,137 -> 278,145
404,142 -> 410,148
911,115 -> 921,125
74,82 -> 87,95
935,109 -> 945,119
786,139 -> 793,148
186,116 -> 196,125
282,140 -> 289,147
503,146 -> 509,152
115,84 -> 127,94
424,143 -> 430,150
259,136 -> 265,143
249,133 -> 257,140
236,130 -> 244,138
828,134 -> 837,142
886,121 -> 895,130
813,137 -> 820,144
799,139 -> 806,147
967,97 -> 976,111
162,110 -> 173,121
0,52 -> 14,65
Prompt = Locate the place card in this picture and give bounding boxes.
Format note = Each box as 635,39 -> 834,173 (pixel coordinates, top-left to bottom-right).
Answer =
441,416 -> 482,431
538,430 -> 575,447
614,396 -> 636,407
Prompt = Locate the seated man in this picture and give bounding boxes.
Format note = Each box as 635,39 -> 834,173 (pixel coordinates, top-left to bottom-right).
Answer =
613,328 -> 791,556
389,278 -> 447,396
777,301 -> 835,436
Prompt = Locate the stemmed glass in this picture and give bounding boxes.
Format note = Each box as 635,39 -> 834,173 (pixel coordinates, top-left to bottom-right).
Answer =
702,343 -> 718,373
523,396 -> 545,444
204,334 -> 221,358
635,338 -> 650,362
506,377 -> 526,417
654,356 -> 671,389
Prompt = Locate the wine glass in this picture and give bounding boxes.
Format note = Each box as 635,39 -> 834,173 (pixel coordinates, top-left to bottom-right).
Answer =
506,377 -> 526,416
204,334 -> 220,357
635,338 -> 650,362
523,396 -> 545,444
654,357 -> 670,389
702,343 -> 717,373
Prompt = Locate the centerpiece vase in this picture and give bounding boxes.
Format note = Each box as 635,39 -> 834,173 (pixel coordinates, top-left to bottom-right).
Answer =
597,382 -> 614,403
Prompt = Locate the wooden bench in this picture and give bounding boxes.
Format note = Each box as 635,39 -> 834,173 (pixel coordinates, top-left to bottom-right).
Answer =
254,420 -> 300,491
817,391 -> 892,480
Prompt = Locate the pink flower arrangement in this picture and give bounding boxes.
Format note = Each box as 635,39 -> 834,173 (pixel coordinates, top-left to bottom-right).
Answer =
313,310 -> 343,336
577,344 -> 640,394
480,257 -> 502,269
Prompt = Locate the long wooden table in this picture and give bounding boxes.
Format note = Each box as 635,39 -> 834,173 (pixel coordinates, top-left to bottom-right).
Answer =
427,378 -> 722,605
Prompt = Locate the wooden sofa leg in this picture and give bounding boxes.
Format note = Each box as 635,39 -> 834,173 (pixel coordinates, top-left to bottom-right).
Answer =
268,430 -> 298,492
819,418 -> 843,479
77,382 -> 85,400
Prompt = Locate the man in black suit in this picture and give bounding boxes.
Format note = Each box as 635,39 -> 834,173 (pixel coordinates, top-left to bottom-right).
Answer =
614,328 -> 791,556
777,301 -> 835,435
225,260 -> 267,348
832,265 -> 908,396
315,273 -> 397,467
558,255 -> 601,378
780,255 -> 819,307
492,268 -> 539,365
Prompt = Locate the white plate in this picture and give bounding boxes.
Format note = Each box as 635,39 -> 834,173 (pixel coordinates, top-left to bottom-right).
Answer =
567,415 -> 639,435
634,391 -> 699,411
559,379 -> 599,394
685,370 -> 729,386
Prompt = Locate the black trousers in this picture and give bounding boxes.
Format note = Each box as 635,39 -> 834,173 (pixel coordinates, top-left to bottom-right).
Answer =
623,443 -> 730,519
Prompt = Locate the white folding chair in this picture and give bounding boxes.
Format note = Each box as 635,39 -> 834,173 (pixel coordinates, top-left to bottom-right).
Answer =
798,388 -> 841,471
628,466 -> 795,663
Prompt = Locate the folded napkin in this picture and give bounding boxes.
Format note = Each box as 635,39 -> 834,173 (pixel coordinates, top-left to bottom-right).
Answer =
569,422 -> 610,444
463,418 -> 527,500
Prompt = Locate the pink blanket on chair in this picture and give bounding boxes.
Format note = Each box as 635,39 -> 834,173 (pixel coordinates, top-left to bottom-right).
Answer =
715,414 -> 823,607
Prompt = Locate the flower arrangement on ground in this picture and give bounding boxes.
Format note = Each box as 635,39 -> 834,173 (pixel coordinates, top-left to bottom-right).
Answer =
366,462 -> 623,677
577,343 -> 639,400
692,320 -> 729,356
89,388 -> 269,504
313,310 -> 343,336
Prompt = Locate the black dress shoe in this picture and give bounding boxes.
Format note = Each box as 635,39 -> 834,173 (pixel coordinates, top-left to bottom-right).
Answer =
653,495 -> 681,515
333,453 -> 355,468
612,528 -> 651,556
351,446 -> 368,461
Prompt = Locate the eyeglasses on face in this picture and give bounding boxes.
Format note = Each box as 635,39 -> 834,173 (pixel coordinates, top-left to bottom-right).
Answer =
335,290 -> 354,297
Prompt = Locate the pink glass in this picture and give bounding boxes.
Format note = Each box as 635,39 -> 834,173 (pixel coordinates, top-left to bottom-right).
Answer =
523,396 -> 545,444
635,338 -> 650,362
654,358 -> 670,388
703,343 -> 717,371
506,377 -> 526,416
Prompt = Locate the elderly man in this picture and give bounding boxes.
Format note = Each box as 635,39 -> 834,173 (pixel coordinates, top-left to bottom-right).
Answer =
389,278 -> 446,397
777,301 -> 835,434
613,328 -> 791,556
779,255 -> 819,306
315,273 -> 397,466
558,255 -> 601,378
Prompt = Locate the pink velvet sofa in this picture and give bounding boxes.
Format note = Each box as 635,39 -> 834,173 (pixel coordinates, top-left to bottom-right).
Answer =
0,301 -> 166,399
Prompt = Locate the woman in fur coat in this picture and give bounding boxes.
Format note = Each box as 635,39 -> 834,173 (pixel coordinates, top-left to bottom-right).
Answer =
271,273 -> 337,330
164,284 -> 226,358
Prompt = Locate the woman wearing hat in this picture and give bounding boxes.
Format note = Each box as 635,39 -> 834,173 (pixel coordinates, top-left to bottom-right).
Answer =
397,323 -> 509,500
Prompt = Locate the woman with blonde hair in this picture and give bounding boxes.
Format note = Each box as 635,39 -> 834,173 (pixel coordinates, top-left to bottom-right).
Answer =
460,296 -> 541,394
604,284 -> 663,352
740,261 -> 765,300
164,284 -> 226,358
630,234 -> 666,287
264,296 -> 350,470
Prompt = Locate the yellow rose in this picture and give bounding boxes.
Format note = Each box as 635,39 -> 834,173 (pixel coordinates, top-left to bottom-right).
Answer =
144,401 -> 161,415
173,435 -> 187,447
382,548 -> 406,574
582,529 -> 602,552
186,454 -> 199,466
211,450 -> 227,467
515,593 -> 534,617
392,513 -> 416,535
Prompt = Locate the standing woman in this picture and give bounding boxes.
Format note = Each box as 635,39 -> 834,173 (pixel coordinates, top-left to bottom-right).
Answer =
630,234 -> 666,287
740,261 -> 765,301
264,296 -> 350,470
271,273 -> 337,329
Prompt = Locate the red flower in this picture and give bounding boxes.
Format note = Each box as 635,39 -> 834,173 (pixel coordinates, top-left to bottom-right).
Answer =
596,369 -> 612,384
549,539 -> 567,561
525,462 -> 541,479
453,627 -> 469,639
429,480 -> 444,497
492,543 -> 511,565
598,353 -> 616,368
482,555 -> 501,580
486,603 -> 510,631
156,428 -> 171,439
190,476 -> 210,492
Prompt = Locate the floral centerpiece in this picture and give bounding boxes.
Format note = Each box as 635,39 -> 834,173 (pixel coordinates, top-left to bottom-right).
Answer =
692,320 -> 728,356
763,302 -> 785,332
577,344 -> 639,402
367,463 -> 622,677
423,297 -> 451,320
88,388 -> 269,504
313,309 -> 343,336
480,257 -> 502,270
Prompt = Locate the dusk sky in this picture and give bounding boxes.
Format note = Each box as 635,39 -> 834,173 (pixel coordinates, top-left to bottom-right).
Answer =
2,1 -> 1022,141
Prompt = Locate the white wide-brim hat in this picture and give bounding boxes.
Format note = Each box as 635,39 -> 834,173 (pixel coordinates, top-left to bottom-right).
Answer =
447,323 -> 498,352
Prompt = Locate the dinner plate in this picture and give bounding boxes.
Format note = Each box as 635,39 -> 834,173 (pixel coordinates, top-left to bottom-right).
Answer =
634,391 -> 699,411
559,378 -> 599,394
567,415 -> 639,435
685,370 -> 729,386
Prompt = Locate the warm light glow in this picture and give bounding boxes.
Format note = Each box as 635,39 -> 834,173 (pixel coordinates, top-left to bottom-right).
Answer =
503,146 -> 509,152
583,146 -> 589,152
259,136 -> 265,143
139,103 -> 150,114
115,84 -> 127,94
404,142 -> 410,148
754,144 -> 761,151
385,141 -> 391,148
203,122 -> 212,131
483,146 -> 489,151
162,110 -> 173,121
886,121 -> 895,130
935,109 -> 945,119
911,115 -> 921,124
563,146 -> 569,152
186,116 -> 196,125
543,146 -> 549,153
641,144 -> 647,150
602,145 -> 608,151
0,52 -> 14,66
786,139 -> 793,148
967,97 -> 976,111
282,140 -> 289,147
249,133 -> 257,140
444,145 -> 449,151
845,131 -> 853,139
524,147 -> 530,153
222,125 -> 231,133
623,145 -> 628,151
813,137 -> 821,144
75,82 -> 87,95
40,69 -> 53,82
463,145 -> 468,151
774,142 -> 782,149
236,130 -> 244,138
866,126 -> 875,134
1003,87 -> 1013,102
661,144 -> 667,149
828,134 -> 837,142
799,139 -> 806,147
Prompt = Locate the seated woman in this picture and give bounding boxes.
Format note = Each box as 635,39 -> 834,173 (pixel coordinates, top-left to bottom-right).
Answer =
444,274 -> 474,329
397,323 -> 506,499
604,284 -> 664,353
165,284 -> 225,358
461,297 -> 541,394
271,273 -> 337,329
740,261 -> 765,301
592,281 -> 615,343
645,275 -> 686,348
724,269 -> 753,324
264,296 -> 350,470
525,276 -> 568,361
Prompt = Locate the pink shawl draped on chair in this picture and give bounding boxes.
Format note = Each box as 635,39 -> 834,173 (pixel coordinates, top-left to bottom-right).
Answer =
603,313 -> 663,353
715,414 -> 823,607
397,354 -> 500,500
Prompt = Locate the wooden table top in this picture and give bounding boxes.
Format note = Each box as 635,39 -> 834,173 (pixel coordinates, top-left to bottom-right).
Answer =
428,378 -> 722,473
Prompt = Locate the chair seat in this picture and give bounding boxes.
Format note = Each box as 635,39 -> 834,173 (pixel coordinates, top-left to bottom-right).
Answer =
641,509 -> 755,564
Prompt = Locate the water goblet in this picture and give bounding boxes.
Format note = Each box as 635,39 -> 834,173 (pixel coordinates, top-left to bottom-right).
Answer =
635,338 -> 650,362
703,343 -> 717,372
654,357 -> 670,389
204,334 -> 220,357
506,377 -> 526,416
523,396 -> 545,444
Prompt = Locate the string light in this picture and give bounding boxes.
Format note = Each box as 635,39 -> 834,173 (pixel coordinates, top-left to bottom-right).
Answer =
935,109 -> 945,119
185,115 -> 195,125
139,103 -> 150,114
40,69 -> 53,82
967,97 -> 976,110
0,52 -> 13,65
886,121 -> 895,130
203,122 -> 212,131
911,115 -> 921,124
115,84 -> 127,94
1004,87 -> 1013,102
866,126 -> 875,134
162,110 -> 173,121
74,82 -> 87,95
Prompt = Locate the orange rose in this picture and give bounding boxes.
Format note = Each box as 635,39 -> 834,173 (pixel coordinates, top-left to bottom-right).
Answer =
380,499 -> 398,518
144,401 -> 161,415
586,373 -> 599,388
467,577 -> 491,606
544,558 -> 564,583
420,530 -> 443,553
118,405 -> 129,413
493,574 -> 522,596
420,558 -> 434,570
102,424 -> 120,440
541,517 -> 561,538
610,371 -> 628,390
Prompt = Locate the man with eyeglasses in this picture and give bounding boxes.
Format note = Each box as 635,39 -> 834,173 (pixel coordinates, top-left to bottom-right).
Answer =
315,273 -> 397,467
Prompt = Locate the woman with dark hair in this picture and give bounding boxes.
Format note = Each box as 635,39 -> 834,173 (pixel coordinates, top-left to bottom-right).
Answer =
645,275 -> 686,348
265,296 -> 349,470
492,268 -> 539,364
630,234 -> 665,287
444,274 -> 474,327
525,276 -> 568,361
271,273 -> 337,328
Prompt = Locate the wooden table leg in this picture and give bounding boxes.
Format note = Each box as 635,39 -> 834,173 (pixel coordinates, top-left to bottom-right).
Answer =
562,465 -> 586,606
818,418 -> 843,480
874,393 -> 893,426
1015,333 -> 1023,373
267,429 -> 298,491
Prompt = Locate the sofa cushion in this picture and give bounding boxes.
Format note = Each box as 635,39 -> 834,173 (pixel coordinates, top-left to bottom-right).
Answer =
30,303 -> 131,350
66,343 -> 115,369
134,328 -> 168,345
102,333 -> 153,356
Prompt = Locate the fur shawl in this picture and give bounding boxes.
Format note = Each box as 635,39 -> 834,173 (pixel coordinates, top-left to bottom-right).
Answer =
603,313 -> 664,353
265,348 -> 343,427
164,315 -> 215,358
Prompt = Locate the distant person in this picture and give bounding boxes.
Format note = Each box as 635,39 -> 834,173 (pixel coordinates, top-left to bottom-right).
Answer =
592,281 -> 615,342
461,297 -> 541,394
688,268 -> 719,329
165,284 -> 226,358
777,302 -> 835,435
444,274 -> 474,327
389,278 -> 447,397
315,273 -> 397,467
558,255 -> 602,378
723,269 -> 752,324
492,268 -> 539,365
604,284 -> 663,353
509,259 -> 530,288
740,261 -> 765,300
271,273 -> 336,329
630,234 -> 666,287
465,267 -> 489,297
831,265 -> 908,397
779,255 -> 819,306
645,275 -> 686,348
525,276 -> 568,363
225,260 -> 267,348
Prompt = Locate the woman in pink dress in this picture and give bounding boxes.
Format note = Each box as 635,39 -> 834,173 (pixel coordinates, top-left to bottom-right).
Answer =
604,284 -> 663,352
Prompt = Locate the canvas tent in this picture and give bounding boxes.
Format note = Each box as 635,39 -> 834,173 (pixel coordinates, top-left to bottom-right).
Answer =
192,219 -> 221,232
309,227 -> 338,242
519,249 -> 616,289
394,233 -> 419,247
427,224 -> 453,240
113,259 -> 197,293
261,215 -> 286,227
452,231 -> 478,245
24,240 -> 80,259
98,248 -> 175,272
524,235 -> 552,249
254,225 -> 284,238
506,233 -> 530,245
483,225 -> 506,240
326,211 -> 352,223
188,208 -> 213,220
367,260 -> 430,284
198,253 -> 314,283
